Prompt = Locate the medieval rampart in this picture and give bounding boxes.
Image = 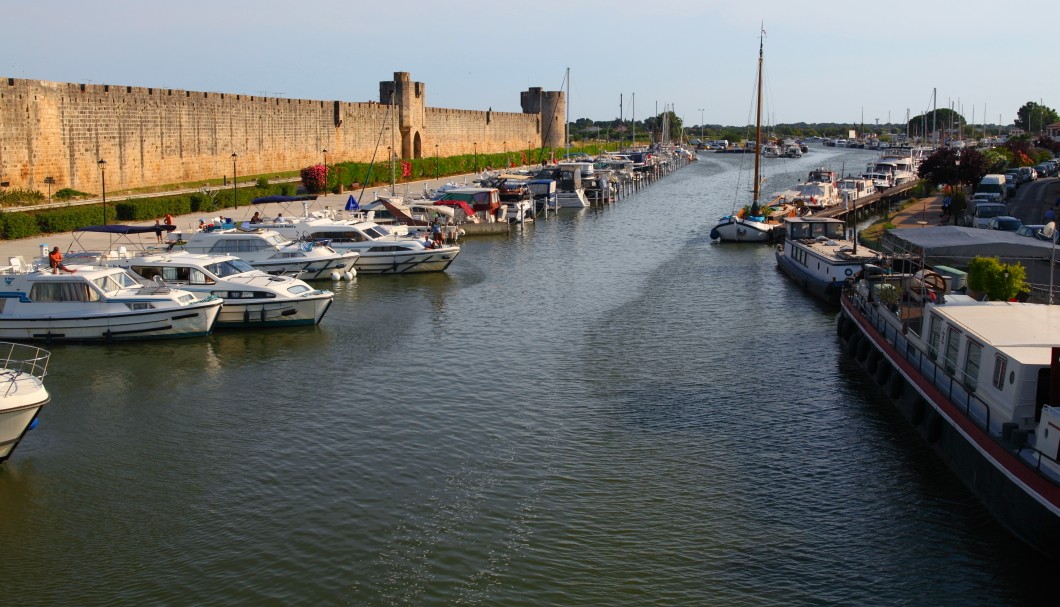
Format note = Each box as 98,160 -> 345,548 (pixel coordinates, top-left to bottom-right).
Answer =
0,73 -> 563,193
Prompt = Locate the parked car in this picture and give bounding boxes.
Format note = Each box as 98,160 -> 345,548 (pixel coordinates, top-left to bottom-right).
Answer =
1015,224 -> 1058,242
963,201 -> 1008,228
1003,169 -> 1021,187
1018,166 -> 1037,183
987,215 -> 1023,232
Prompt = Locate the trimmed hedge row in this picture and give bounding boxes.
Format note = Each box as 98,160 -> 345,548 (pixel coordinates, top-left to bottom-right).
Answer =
0,184 -> 291,240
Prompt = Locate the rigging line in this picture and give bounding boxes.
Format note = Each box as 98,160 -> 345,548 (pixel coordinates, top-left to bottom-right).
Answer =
355,98 -> 394,205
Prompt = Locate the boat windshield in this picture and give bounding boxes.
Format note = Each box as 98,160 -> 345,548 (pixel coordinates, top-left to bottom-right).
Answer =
94,271 -> 141,293
205,259 -> 255,277
363,225 -> 390,239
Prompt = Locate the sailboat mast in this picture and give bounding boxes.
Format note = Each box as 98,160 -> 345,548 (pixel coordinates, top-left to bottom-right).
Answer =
565,67 -> 570,160
752,27 -> 764,205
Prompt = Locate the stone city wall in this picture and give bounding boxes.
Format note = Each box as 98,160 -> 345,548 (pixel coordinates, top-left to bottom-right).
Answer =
0,76 -> 557,193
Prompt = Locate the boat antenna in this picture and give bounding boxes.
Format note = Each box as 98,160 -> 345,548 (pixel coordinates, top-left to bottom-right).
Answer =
751,23 -> 764,215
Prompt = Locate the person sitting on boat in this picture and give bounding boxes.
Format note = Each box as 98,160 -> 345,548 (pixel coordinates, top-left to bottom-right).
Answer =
48,247 -> 75,274
250,211 -> 262,223
422,234 -> 435,249
274,213 -> 286,223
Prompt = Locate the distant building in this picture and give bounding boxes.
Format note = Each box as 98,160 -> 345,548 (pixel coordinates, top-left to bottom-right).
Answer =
1046,122 -> 1060,138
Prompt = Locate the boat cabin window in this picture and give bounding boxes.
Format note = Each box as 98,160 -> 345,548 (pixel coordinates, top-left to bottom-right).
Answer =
963,340 -> 982,391
944,327 -> 962,375
287,285 -> 311,295
927,314 -> 943,360
204,259 -> 254,278
208,238 -> 270,254
788,221 -> 844,240
29,281 -> 100,303
993,355 -> 1008,391
161,266 -> 211,285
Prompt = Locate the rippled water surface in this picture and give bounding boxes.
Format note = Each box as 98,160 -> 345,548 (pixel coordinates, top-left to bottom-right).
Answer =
0,148 -> 1051,605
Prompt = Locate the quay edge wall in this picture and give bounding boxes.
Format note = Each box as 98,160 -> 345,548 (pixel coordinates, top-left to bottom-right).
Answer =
0,76 -> 562,194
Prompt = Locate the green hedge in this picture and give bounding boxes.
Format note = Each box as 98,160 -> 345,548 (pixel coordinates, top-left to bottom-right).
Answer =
1,184 -> 286,240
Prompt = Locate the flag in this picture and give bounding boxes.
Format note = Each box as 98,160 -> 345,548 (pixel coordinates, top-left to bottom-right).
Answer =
345,194 -> 359,211
401,161 -> 412,178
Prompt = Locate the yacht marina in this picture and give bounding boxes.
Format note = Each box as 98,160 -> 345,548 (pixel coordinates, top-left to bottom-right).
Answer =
1,144 -> 1055,604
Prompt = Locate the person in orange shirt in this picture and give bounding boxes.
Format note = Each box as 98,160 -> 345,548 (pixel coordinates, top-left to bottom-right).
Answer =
48,247 -> 75,274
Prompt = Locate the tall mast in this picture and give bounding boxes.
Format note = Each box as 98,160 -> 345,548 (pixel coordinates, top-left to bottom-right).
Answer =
752,25 -> 764,205
565,67 -> 570,160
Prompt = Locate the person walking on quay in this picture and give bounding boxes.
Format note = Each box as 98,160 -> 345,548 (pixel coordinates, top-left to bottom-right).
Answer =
154,219 -> 165,243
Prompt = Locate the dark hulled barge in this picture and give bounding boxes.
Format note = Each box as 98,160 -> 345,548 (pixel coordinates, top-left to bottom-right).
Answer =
837,271 -> 1060,559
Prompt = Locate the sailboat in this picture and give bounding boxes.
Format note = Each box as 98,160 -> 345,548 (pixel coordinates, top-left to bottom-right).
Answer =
709,28 -> 785,243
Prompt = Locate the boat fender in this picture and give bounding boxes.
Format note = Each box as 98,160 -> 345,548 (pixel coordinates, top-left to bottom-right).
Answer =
709,228 -> 721,240
29,417 -> 39,431
865,349 -> 881,374
925,411 -> 943,444
856,336 -> 871,362
845,332 -> 861,356
911,397 -> 926,426
836,315 -> 848,336
875,360 -> 891,385
330,271 -> 342,281
343,271 -> 355,280
887,373 -> 905,400
845,268 -> 853,276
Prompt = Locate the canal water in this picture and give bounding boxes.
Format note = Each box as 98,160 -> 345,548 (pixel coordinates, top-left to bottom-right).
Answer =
0,148 -> 1050,605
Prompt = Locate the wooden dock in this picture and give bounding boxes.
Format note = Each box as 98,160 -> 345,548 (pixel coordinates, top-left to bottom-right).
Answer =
814,181 -> 920,220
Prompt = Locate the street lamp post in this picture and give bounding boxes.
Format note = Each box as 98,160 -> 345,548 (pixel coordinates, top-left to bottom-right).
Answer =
98,159 -> 107,225
231,152 -> 238,207
699,108 -> 705,142
474,142 -> 478,173
322,148 -> 328,193
435,144 -> 439,179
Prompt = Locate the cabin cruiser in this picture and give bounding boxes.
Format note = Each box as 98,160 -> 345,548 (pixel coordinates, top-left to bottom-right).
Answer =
774,216 -> 883,303
0,257 -> 222,341
99,250 -> 335,328
178,228 -> 358,281
773,168 -> 841,211
836,177 -> 876,203
0,341 -> 50,462
246,218 -> 460,275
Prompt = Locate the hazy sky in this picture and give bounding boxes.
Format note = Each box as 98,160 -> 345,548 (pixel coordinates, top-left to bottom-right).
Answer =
3,0 -> 1056,128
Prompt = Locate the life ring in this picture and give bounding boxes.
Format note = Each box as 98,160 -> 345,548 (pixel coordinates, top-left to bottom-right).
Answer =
845,268 -> 853,277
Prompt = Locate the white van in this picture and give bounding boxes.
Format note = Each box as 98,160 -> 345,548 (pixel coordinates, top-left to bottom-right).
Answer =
975,174 -> 1007,203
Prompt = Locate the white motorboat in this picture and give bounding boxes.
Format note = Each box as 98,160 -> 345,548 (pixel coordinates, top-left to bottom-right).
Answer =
772,168 -> 842,211
836,177 -> 876,203
100,250 -> 335,329
249,218 -> 460,274
774,216 -> 883,303
0,258 -> 222,341
178,228 -> 358,281
0,341 -> 50,462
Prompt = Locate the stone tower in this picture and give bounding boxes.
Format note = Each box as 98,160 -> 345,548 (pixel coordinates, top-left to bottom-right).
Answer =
379,72 -> 427,159
521,87 -> 566,150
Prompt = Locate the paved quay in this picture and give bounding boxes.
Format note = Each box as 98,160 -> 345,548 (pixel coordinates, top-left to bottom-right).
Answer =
0,172 -> 504,265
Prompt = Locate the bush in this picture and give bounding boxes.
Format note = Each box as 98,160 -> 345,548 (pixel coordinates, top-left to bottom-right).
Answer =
256,177 -> 270,188
967,257 -> 1028,301
300,165 -> 328,194
0,212 -> 41,239
0,188 -> 45,206
279,183 -> 295,196
53,188 -> 90,201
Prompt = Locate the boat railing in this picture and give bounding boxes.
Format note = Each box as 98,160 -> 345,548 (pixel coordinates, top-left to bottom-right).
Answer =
137,275 -> 172,295
846,286 -> 1007,446
0,342 -> 50,396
